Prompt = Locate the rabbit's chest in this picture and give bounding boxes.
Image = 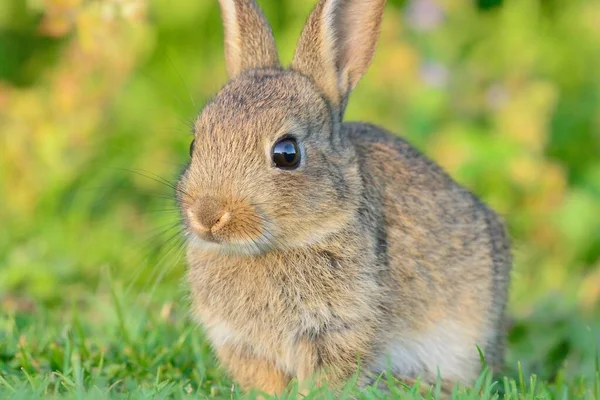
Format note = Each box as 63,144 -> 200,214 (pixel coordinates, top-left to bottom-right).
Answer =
191,261 -> 340,337
187,250 -> 373,366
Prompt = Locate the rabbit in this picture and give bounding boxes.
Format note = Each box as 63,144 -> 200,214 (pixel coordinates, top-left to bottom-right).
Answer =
177,0 -> 512,396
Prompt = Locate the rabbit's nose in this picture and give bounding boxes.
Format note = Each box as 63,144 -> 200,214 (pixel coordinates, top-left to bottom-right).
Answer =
189,196 -> 231,237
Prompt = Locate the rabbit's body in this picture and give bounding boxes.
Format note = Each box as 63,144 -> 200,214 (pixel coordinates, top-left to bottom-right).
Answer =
186,116 -> 510,390
179,0 -> 511,395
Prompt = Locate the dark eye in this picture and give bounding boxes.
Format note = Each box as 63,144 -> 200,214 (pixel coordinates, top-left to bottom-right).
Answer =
272,138 -> 301,169
189,139 -> 195,157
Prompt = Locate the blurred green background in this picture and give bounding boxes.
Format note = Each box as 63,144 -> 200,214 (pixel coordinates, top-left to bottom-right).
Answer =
1,0 -> 600,392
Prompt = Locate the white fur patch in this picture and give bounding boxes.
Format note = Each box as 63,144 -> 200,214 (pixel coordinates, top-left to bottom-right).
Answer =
373,320 -> 483,384
206,320 -> 239,349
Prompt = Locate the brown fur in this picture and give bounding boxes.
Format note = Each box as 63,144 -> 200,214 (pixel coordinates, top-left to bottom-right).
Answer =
177,0 -> 511,396
218,0 -> 280,77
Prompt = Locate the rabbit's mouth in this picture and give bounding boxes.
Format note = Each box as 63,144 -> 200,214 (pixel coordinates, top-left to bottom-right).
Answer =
182,195 -> 276,255
185,231 -> 275,256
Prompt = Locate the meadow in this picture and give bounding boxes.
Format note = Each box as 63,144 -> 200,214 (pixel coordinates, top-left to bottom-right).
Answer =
1,0 -> 600,398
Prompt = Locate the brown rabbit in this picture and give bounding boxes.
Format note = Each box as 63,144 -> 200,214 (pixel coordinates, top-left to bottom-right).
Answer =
177,0 -> 511,395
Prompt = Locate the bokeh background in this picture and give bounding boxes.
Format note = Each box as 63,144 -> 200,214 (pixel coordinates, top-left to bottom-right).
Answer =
1,0 -> 599,391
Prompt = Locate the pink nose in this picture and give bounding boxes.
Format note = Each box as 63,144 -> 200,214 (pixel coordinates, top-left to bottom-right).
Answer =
188,196 -> 231,236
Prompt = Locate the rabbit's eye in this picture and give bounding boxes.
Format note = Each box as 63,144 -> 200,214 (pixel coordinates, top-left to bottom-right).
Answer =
189,139 -> 195,158
272,138 -> 300,169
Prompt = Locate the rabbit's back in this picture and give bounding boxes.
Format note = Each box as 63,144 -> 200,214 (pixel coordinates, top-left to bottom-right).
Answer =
343,122 -> 511,380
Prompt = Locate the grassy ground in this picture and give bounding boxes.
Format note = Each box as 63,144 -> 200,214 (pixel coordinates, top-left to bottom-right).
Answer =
1,306 -> 598,400
1,273 -> 599,399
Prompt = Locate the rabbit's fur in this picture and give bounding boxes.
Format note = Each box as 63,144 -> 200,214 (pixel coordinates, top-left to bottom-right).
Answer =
177,0 -> 511,395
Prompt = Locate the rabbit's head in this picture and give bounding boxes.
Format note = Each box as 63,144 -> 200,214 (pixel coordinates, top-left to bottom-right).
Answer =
177,0 -> 385,255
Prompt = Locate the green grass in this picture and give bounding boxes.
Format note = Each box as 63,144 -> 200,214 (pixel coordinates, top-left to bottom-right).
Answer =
1,282 -> 599,399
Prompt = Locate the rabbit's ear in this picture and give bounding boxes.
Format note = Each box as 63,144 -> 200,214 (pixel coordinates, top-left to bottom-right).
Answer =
218,0 -> 280,78
292,0 -> 385,111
